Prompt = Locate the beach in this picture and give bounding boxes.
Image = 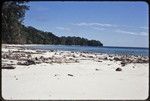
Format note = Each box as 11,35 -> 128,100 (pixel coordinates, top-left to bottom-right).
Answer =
1,44 -> 149,100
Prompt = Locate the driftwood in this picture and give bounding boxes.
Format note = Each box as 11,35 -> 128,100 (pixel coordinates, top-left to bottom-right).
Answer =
2,64 -> 15,69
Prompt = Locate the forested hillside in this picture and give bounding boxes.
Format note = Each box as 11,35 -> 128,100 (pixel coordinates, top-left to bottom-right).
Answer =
2,1 -> 103,46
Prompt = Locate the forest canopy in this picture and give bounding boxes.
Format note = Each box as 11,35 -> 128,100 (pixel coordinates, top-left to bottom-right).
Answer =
2,1 -> 103,46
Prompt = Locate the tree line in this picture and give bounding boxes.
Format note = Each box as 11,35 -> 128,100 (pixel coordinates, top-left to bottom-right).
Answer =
2,1 -> 103,46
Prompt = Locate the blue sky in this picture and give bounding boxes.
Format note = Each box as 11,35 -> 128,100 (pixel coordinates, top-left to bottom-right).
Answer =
23,1 -> 149,47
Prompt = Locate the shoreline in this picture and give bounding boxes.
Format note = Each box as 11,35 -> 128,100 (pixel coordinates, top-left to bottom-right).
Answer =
2,44 -> 149,100
2,44 -> 149,66
2,44 -> 149,57
2,44 -> 148,49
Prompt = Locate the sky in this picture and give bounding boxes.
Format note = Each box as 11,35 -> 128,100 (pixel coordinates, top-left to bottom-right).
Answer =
23,1 -> 149,47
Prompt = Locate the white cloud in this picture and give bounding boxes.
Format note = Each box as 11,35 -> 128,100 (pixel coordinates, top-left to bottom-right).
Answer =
116,29 -> 148,36
73,22 -> 148,30
119,25 -> 148,30
139,27 -> 148,30
73,22 -> 115,31
139,32 -> 148,36
56,27 -> 70,31
72,22 -> 148,35
73,22 -> 114,27
92,27 -> 106,31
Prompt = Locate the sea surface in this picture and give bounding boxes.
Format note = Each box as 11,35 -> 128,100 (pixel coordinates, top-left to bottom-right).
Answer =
23,45 -> 149,56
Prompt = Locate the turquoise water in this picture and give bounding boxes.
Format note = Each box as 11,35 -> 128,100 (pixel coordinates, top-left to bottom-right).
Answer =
23,45 -> 149,56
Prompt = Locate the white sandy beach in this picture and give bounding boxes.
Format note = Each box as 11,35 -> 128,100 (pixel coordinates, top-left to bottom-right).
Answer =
1,45 -> 149,100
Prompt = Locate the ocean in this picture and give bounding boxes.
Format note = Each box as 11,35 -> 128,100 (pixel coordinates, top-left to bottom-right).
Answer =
23,45 -> 149,56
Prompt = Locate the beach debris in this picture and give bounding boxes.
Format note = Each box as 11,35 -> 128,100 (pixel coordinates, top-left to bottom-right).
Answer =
88,55 -> 94,58
10,61 -> 13,63
2,54 -> 9,59
36,50 -> 47,53
121,61 -> 126,66
27,54 -> 31,58
14,75 -> 18,80
98,56 -> 108,60
109,59 -> 113,61
80,54 -> 86,57
98,60 -> 102,62
75,59 -> 79,63
39,56 -> 45,61
114,57 -> 121,61
17,59 -> 35,66
27,60 -> 36,65
54,74 -> 59,77
2,64 -> 15,69
68,74 -> 73,76
35,57 -> 38,60
115,67 -> 122,71
2,45 -> 149,67
109,55 -> 113,57
104,57 -> 108,60
95,68 -> 99,71
136,58 -> 149,63
72,54 -> 76,58
17,61 -> 26,65
108,64 -> 111,66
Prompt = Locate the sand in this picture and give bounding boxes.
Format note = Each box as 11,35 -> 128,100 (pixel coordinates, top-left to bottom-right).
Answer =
1,44 -> 149,100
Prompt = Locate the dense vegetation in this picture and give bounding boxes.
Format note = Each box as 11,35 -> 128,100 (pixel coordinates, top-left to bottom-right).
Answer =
2,1 -> 103,46
2,1 -> 29,44
22,25 -> 103,46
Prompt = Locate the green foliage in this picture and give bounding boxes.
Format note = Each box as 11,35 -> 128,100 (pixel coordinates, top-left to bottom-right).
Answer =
21,25 -> 103,46
2,1 -> 103,47
59,36 -> 103,46
2,1 -> 29,44
21,25 -> 60,44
